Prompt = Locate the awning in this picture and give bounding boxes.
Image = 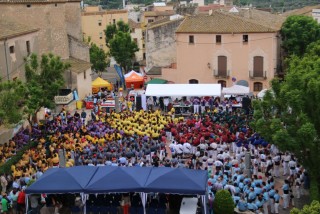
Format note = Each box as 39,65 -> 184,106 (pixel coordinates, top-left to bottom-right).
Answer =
145,78 -> 168,85
222,85 -> 250,95
145,84 -> 221,96
92,77 -> 112,90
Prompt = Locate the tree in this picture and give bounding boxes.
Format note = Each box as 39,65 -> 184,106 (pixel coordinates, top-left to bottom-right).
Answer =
0,80 -> 25,126
290,200 -> 320,214
24,53 -> 70,125
89,43 -> 109,74
281,15 -> 320,57
252,40 -> 320,200
105,20 -> 139,72
213,190 -> 234,214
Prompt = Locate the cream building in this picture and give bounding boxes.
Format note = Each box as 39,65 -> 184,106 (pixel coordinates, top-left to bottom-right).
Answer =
155,10 -> 285,93
128,19 -> 144,62
0,20 -> 39,81
81,6 -> 128,52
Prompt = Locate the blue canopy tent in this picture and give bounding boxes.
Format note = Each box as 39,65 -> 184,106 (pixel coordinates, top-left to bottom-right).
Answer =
144,167 -> 207,195
85,166 -> 152,193
26,166 -> 98,194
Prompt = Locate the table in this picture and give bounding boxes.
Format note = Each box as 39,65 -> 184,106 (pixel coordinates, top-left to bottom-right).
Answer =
180,197 -> 198,214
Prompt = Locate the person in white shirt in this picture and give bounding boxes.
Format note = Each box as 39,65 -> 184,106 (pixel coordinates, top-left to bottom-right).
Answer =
214,160 -> 223,172
183,142 -> 192,155
260,152 -> 267,173
288,159 -> 297,176
283,153 -> 291,176
273,154 -> 281,177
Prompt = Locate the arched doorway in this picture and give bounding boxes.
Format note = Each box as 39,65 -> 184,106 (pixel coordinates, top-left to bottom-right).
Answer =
189,79 -> 199,84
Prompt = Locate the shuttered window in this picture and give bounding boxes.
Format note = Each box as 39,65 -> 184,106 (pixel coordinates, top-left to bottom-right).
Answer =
218,56 -> 227,76
253,82 -> 263,91
217,80 -> 226,88
253,56 -> 264,77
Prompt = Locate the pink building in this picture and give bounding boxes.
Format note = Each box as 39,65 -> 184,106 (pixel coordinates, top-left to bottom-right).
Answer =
156,10 -> 285,93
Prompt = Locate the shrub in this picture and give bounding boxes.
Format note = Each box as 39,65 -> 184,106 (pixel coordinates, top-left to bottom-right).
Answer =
213,190 -> 234,214
290,200 -> 320,214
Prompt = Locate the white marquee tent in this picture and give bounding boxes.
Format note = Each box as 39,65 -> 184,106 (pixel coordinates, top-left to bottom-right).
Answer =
145,84 -> 221,97
222,85 -> 250,95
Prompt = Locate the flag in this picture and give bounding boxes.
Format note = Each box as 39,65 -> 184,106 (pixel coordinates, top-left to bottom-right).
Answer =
114,64 -> 126,89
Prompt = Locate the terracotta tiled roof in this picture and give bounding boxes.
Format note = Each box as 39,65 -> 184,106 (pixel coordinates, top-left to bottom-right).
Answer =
148,16 -> 184,29
0,19 -> 38,40
63,57 -> 91,74
128,19 -> 141,29
144,10 -> 175,17
106,9 -> 127,14
198,4 -> 231,12
176,11 -> 279,34
283,4 -> 320,17
0,0 -> 80,3
233,8 -> 286,31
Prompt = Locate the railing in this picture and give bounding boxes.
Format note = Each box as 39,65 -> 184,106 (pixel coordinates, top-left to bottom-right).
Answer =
54,92 -> 73,105
249,70 -> 267,79
213,69 -> 230,78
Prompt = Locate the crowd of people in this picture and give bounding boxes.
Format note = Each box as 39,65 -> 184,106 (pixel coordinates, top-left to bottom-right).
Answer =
0,93 -> 309,214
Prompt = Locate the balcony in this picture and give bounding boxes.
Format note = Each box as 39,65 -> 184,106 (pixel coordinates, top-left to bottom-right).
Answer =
213,69 -> 230,79
54,89 -> 73,105
249,70 -> 267,80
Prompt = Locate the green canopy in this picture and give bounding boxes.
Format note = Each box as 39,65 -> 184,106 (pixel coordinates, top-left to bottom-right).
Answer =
145,78 -> 168,85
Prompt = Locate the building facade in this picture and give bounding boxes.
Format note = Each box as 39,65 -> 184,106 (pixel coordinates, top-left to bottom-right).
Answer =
81,6 -> 128,52
160,10 -> 284,93
145,15 -> 184,70
0,0 -> 91,99
0,20 -> 39,81
129,19 -> 144,62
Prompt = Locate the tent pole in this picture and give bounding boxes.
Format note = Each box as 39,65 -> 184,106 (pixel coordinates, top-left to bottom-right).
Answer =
25,194 -> 29,214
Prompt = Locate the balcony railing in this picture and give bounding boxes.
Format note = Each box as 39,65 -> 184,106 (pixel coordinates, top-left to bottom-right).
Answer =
249,70 -> 267,79
54,92 -> 73,105
213,69 -> 230,78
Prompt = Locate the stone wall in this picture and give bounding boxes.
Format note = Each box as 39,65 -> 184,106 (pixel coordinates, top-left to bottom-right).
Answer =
0,3 -> 69,59
65,2 -> 83,41
146,19 -> 184,69
68,35 -> 90,62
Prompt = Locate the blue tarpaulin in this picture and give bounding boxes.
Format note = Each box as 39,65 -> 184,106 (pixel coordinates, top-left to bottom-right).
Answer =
85,166 -> 152,193
26,166 -> 98,194
26,166 -> 207,195
144,167 -> 207,195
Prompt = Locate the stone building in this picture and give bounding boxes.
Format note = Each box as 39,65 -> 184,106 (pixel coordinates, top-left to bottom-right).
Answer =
129,19 -> 144,62
0,0 -> 91,99
0,19 -> 39,81
145,15 -> 184,71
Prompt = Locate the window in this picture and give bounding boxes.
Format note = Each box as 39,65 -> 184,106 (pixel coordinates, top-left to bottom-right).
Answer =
26,4 -> 31,8
113,19 -> 116,24
9,46 -> 15,54
217,80 -> 226,88
216,35 -> 221,44
133,38 -> 138,44
189,79 -> 199,84
253,82 -> 263,91
143,53 -> 146,60
137,18 -> 140,22
55,3 -> 58,7
217,56 -> 227,77
26,41 -> 31,55
142,44 -> 145,48
189,35 -> 194,44
148,19 -> 154,23
253,56 -> 264,77
99,32 -> 103,39
243,34 -> 248,43
84,71 -> 87,79
98,20 -> 102,26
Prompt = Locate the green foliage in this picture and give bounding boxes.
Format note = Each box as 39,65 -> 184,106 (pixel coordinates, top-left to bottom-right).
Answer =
213,190 -> 234,214
281,15 -> 320,57
0,80 -> 25,126
290,200 -> 320,214
24,53 -> 70,123
90,43 -> 109,72
252,40 -> 320,200
105,20 -> 139,72
0,141 -> 38,175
